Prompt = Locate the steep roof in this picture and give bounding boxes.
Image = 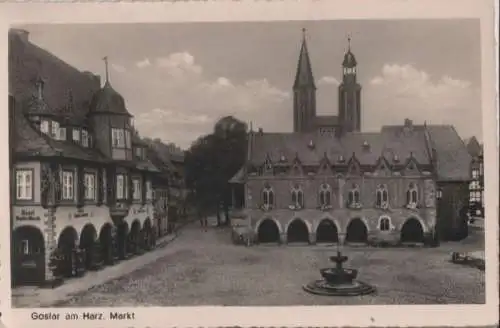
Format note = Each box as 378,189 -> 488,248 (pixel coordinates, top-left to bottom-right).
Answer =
293,30 -> 316,90
249,126 -> 431,167
465,136 -> 483,157
90,81 -> 132,117
9,29 -> 101,122
12,101 -> 107,162
425,125 -> 472,181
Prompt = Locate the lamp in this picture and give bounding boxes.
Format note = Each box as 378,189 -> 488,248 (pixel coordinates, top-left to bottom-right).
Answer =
436,188 -> 443,200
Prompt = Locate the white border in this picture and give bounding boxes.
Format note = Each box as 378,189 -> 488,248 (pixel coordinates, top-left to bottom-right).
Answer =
0,0 -> 498,327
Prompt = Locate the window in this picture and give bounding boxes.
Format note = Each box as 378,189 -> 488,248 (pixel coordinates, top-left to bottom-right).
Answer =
406,183 -> 418,206
125,130 -> 132,148
84,173 -> 96,200
472,168 -> 479,179
112,128 -> 127,148
73,128 -> 80,143
262,185 -> 274,208
81,129 -> 89,147
376,184 -> 389,208
132,178 -> 141,201
479,163 -> 484,176
347,184 -> 361,206
58,127 -> 67,141
51,121 -> 59,138
146,180 -> 153,200
116,174 -> 128,200
62,171 -> 75,200
470,190 -> 482,202
16,170 -> 33,200
291,185 -> 304,208
40,120 -> 49,134
379,217 -> 391,231
319,183 -> 332,207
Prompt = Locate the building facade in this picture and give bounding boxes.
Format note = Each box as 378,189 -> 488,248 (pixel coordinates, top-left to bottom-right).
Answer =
9,29 -> 170,286
465,136 -> 484,217
231,31 -> 472,246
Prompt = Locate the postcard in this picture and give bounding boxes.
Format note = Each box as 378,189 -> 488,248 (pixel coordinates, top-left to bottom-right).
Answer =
0,0 -> 498,327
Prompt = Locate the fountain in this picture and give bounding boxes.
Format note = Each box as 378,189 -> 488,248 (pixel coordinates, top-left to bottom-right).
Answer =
303,246 -> 376,296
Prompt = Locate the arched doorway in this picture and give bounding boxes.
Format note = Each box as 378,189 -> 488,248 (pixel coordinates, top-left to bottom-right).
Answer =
129,220 -> 141,255
99,223 -> 113,265
57,226 -> 78,278
345,218 -> 368,244
400,218 -> 425,243
12,226 -> 45,286
287,219 -> 309,243
316,219 -> 339,243
143,219 -> 154,251
79,224 -> 97,270
116,222 -> 128,260
257,219 -> 280,243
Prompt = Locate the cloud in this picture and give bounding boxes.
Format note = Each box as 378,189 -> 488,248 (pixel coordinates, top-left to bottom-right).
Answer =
127,52 -> 290,148
136,58 -> 151,68
364,63 -> 481,140
111,63 -> 126,73
317,76 -> 340,86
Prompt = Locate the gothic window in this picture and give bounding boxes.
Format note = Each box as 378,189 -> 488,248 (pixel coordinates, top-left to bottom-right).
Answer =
319,183 -> 331,207
347,184 -> 361,207
378,216 -> 391,231
15,169 -> 33,200
406,183 -> 418,206
375,184 -> 389,208
262,185 -> 274,208
291,185 -> 304,208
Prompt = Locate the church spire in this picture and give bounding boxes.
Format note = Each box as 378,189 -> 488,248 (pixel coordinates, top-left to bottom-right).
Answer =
293,28 -> 316,90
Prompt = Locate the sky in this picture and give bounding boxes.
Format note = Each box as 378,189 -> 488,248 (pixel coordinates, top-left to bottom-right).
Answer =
22,19 -> 482,149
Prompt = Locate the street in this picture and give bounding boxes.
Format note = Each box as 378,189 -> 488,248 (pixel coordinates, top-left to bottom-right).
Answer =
51,219 -> 485,306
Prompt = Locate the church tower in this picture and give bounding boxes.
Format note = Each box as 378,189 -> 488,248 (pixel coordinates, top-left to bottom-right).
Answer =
293,28 -> 316,133
338,36 -> 362,134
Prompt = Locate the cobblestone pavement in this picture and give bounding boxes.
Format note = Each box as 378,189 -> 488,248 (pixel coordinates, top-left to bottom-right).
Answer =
58,222 -> 485,306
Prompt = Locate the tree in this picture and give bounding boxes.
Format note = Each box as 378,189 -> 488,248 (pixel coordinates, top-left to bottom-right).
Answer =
185,116 -> 247,226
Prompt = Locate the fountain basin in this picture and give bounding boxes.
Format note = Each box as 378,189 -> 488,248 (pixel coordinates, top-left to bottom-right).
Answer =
303,279 -> 376,296
320,268 -> 358,284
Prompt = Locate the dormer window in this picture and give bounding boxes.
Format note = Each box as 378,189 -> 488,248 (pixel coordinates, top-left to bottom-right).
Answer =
40,120 -> 49,134
112,128 -> 125,148
73,128 -> 80,143
58,127 -> 67,141
338,154 -> 345,163
135,147 -> 143,160
81,129 -> 89,147
50,121 -> 59,138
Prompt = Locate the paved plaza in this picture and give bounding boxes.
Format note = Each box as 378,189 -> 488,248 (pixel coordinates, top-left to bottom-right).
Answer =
13,218 -> 485,307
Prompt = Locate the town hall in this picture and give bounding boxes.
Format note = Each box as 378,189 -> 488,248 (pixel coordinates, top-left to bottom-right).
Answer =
230,30 -> 472,246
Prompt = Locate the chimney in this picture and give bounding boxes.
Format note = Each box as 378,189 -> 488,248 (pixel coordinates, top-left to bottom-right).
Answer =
258,128 -> 263,135
362,140 -> 370,151
404,118 -> 413,128
10,28 -> 29,42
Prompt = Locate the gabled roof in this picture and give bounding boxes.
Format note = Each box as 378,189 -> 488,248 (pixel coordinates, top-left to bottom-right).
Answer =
249,127 -> 431,167
465,136 -> 482,157
425,125 -> 472,181
293,30 -> 316,90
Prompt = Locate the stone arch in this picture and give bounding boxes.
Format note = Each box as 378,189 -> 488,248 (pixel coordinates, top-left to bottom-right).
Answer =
12,225 -> 45,286
400,217 -> 425,243
315,218 -> 339,243
116,222 -> 129,259
57,226 -> 78,277
129,220 -> 142,254
79,224 -> 97,270
98,223 -> 114,265
286,218 -> 310,243
256,218 -> 281,243
345,218 -> 368,244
